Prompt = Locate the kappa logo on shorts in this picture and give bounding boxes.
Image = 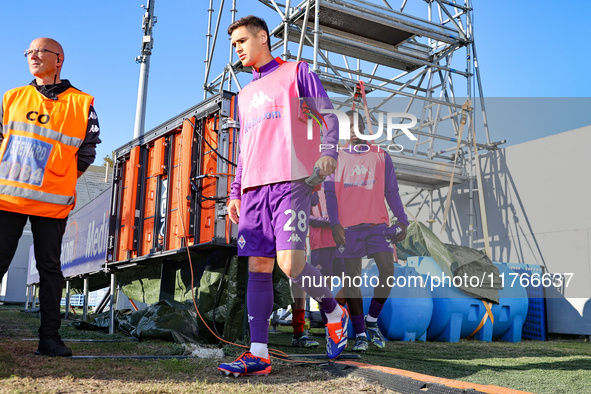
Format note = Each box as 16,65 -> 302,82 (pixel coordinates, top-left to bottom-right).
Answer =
238,235 -> 246,249
248,314 -> 254,323
287,234 -> 302,243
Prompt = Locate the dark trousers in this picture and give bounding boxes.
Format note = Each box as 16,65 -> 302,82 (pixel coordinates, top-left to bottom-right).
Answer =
0,210 -> 67,338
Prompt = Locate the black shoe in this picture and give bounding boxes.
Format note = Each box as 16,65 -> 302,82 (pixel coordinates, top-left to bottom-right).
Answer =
35,336 -> 72,357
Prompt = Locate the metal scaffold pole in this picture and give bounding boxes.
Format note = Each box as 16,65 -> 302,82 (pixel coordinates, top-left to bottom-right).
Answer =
203,0 -> 226,99
109,272 -> 117,335
283,0 -> 292,60
227,0 -> 238,91
133,0 -> 156,139
205,0 -> 214,98
202,0 -> 499,240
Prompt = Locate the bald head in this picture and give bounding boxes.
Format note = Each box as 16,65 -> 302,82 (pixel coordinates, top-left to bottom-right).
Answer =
27,37 -> 64,85
31,37 -> 64,61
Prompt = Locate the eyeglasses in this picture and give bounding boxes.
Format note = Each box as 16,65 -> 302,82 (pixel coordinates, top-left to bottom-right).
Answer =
23,48 -> 60,58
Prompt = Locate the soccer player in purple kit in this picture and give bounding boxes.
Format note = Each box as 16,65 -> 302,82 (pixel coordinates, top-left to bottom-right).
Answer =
325,110 -> 409,352
290,277 -> 319,348
309,187 -> 347,322
218,16 -> 349,377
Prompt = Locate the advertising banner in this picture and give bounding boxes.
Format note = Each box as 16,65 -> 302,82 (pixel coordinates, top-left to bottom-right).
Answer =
27,188 -> 111,284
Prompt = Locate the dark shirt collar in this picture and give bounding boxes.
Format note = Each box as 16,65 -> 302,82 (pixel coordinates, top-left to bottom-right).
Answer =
30,79 -> 74,100
252,57 -> 284,81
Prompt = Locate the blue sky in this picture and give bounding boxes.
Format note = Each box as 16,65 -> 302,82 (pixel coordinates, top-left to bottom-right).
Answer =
1,1 -> 589,164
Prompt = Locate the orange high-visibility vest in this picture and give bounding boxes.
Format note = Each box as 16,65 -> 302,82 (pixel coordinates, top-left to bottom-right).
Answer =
0,85 -> 94,219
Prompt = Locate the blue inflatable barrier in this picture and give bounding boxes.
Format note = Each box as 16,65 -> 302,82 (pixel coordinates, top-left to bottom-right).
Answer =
489,262 -> 529,342
343,261 -> 433,342
407,256 -> 528,343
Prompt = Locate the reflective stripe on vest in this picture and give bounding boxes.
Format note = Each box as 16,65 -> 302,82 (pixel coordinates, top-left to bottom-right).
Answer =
0,183 -> 74,206
7,121 -> 84,148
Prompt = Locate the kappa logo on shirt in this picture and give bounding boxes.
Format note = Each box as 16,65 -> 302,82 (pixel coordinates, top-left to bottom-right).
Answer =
350,164 -> 371,176
288,234 -> 302,243
248,91 -> 274,112
238,235 -> 246,249
248,314 -> 254,323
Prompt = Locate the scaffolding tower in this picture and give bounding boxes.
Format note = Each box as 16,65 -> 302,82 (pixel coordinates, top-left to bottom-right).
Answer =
202,0 -> 503,249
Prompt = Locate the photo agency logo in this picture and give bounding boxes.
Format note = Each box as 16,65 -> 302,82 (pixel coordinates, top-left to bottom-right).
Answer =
308,109 -> 418,152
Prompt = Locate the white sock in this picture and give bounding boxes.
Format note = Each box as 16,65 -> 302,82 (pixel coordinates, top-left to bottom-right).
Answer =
366,314 -> 378,323
356,333 -> 367,339
250,342 -> 269,359
326,304 -> 343,324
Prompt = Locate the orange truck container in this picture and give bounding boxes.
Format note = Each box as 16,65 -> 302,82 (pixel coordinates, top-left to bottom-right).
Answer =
106,91 -> 239,268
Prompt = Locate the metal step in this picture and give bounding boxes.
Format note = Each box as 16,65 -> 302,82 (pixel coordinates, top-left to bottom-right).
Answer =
275,0 -> 467,71
390,154 -> 467,189
276,24 -> 430,72
293,0 -> 463,45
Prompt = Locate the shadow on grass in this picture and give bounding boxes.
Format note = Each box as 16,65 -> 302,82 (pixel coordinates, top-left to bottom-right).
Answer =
0,309 -> 333,388
2,307 -> 590,393
267,327 -> 591,386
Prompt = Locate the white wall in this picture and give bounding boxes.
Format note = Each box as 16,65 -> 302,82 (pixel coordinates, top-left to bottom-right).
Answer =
401,125 -> 591,335
0,231 -> 33,303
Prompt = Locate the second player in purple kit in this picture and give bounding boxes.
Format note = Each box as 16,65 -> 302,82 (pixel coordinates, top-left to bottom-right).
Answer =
325,110 -> 409,352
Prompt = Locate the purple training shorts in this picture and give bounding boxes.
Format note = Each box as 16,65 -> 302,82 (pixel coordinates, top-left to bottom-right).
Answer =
237,181 -> 312,257
336,223 -> 393,259
310,246 -> 345,277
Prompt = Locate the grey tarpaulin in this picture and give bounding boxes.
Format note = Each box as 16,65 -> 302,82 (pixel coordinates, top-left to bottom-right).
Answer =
117,299 -> 205,343
74,302 -> 209,343
195,255 -> 292,343
119,264 -> 162,305
71,312 -> 115,331
195,258 -> 241,343
272,260 -> 295,310
221,255 -> 248,343
101,253 -> 292,344
397,221 -> 502,303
